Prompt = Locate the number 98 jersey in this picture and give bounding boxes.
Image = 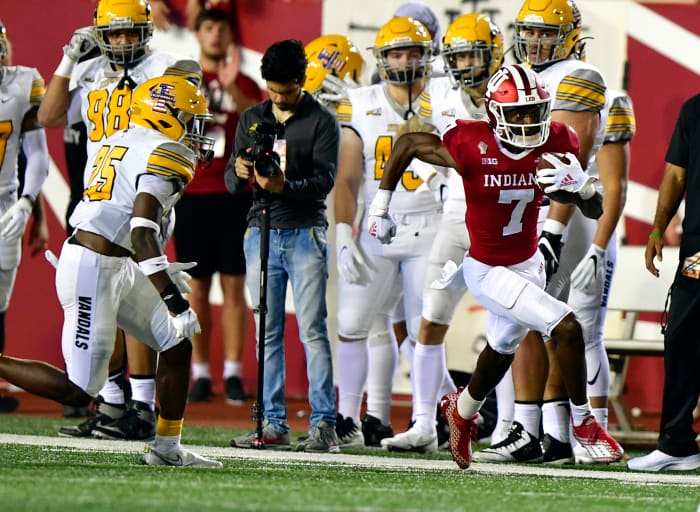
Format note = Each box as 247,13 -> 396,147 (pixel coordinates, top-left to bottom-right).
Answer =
67,51 -> 196,164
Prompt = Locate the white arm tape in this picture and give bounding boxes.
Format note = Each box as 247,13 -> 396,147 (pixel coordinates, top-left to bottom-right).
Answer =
138,255 -> 169,276
130,216 -> 161,233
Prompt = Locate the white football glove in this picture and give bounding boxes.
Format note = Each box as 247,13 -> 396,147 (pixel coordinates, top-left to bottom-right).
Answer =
536,152 -> 598,199
367,190 -> 396,245
0,197 -> 32,241
63,26 -> 98,62
318,74 -> 360,104
335,223 -> 367,284
171,307 -> 201,339
570,244 -> 605,292
167,261 -> 197,294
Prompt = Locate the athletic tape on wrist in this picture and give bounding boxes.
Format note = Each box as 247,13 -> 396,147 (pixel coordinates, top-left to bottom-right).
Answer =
54,55 -> 76,79
139,255 -> 169,276
160,282 -> 189,315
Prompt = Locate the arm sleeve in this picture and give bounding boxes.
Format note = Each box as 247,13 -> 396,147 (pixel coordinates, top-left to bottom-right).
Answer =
20,129 -> 49,200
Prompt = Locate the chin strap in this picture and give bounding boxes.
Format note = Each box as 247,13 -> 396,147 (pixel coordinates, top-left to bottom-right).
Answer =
117,66 -> 136,90
403,80 -> 415,120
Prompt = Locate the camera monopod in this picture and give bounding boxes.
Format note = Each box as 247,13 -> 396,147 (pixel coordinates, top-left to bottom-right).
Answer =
250,192 -> 271,449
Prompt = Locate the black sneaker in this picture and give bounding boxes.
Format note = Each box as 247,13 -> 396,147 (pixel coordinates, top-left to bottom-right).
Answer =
58,398 -> 125,438
0,394 -> 18,413
188,378 -> 212,402
224,376 -> 250,405
542,433 -> 575,464
361,414 -> 393,447
93,400 -> 156,440
472,421 -> 543,463
63,404 -> 91,417
436,406 -> 450,449
335,413 -> 364,447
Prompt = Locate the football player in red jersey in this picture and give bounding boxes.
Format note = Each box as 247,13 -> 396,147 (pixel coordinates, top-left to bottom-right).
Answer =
365,64 -> 622,469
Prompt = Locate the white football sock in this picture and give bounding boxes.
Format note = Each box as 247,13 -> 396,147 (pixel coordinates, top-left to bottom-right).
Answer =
412,343 -> 445,434
543,400 -> 570,442
336,339 -> 368,423
365,329 -> 398,426
514,402 -> 541,437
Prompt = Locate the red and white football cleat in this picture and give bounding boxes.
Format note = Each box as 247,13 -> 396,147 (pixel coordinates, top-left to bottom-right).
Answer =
571,415 -> 624,463
439,391 -> 479,469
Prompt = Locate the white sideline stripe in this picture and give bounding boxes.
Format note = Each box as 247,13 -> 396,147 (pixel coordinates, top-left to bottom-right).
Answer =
1,433 -> 698,486
629,4 -> 700,76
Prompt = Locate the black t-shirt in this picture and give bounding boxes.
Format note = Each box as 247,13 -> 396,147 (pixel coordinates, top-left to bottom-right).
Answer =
666,94 -> 700,252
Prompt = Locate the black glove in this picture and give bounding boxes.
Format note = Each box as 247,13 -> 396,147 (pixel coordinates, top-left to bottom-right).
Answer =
538,230 -> 563,285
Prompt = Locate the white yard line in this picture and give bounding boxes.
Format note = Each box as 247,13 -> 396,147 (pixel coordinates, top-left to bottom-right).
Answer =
2,433 -> 698,486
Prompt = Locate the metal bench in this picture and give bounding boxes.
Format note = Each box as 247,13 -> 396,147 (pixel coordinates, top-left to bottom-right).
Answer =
604,245 -> 678,441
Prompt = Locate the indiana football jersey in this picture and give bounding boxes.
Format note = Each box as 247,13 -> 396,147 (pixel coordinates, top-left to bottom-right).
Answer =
336,83 -> 441,214
67,51 -> 197,163
604,90 -> 636,144
442,120 -> 579,266
418,76 -> 487,221
538,59 -> 610,179
0,65 -> 45,198
69,125 -> 196,251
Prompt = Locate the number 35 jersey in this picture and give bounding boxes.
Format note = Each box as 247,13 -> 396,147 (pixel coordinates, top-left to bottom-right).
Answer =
0,65 -> 45,198
67,51 -> 196,163
336,83 -> 441,215
69,125 -> 196,252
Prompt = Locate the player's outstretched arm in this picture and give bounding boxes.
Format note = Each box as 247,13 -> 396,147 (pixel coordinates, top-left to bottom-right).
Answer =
378,132 -> 456,192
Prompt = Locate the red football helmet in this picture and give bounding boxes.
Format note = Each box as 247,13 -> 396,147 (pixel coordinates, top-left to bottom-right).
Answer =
485,64 -> 551,148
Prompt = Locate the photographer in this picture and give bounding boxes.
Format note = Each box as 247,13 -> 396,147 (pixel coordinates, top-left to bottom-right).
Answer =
225,39 -> 340,453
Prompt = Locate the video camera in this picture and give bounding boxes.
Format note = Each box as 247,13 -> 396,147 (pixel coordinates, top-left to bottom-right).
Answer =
244,122 -> 283,177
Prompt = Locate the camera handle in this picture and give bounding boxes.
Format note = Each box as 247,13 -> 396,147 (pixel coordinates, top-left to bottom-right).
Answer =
250,192 -> 271,448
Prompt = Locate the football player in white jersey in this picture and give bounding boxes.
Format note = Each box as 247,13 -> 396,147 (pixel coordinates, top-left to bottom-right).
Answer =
333,16 -> 442,447
0,74 -> 221,468
379,13 -> 508,453
38,0 -> 201,440
0,20 -> 50,413
474,0 -> 622,464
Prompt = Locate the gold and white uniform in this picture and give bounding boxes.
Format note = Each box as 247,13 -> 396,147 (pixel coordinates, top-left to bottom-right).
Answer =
335,83 -> 441,341
417,76 -> 486,324
0,65 -> 46,310
59,126 -> 195,396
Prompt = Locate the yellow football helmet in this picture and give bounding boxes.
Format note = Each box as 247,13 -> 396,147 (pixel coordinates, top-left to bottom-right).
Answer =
442,14 -> 504,90
130,75 -> 215,161
514,0 -> 582,70
304,35 -> 364,95
94,0 -> 153,66
0,20 -> 8,64
371,16 -> 433,84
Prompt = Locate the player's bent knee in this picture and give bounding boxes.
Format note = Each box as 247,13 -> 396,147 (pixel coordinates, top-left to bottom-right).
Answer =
552,313 -> 583,342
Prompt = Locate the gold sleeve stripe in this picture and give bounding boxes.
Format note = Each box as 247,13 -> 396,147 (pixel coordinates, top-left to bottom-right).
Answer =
147,149 -> 194,183
30,79 -> 46,102
418,95 -> 432,119
335,99 -> 352,123
557,77 -> 606,110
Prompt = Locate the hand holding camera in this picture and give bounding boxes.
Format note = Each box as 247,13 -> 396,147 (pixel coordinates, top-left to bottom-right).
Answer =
237,123 -> 285,193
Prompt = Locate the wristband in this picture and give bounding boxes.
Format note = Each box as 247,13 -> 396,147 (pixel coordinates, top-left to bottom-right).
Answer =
138,255 -> 169,276
20,194 -> 36,209
649,230 -> 662,239
542,218 -> 566,236
160,282 -> 189,315
54,55 -> 77,79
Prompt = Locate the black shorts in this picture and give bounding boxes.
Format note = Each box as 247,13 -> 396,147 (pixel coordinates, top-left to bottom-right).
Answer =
173,193 -> 252,278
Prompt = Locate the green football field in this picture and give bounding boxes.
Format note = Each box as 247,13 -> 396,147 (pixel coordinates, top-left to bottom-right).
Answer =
1,416 -> 699,511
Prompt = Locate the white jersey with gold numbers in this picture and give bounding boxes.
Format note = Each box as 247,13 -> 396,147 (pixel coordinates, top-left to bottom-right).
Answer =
0,65 -> 45,199
67,51 -> 195,163
336,83 -> 441,215
69,125 -> 195,251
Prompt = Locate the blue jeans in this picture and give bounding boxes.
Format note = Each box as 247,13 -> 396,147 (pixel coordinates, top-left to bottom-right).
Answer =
244,226 -> 335,433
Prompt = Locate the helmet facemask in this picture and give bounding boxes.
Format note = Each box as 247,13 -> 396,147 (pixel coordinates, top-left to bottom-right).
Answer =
96,23 -> 152,66
375,45 -> 432,85
443,43 -> 494,90
178,110 -> 215,163
514,21 -> 574,70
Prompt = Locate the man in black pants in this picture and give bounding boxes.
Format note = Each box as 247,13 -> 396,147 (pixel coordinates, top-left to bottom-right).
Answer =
628,93 -> 700,472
